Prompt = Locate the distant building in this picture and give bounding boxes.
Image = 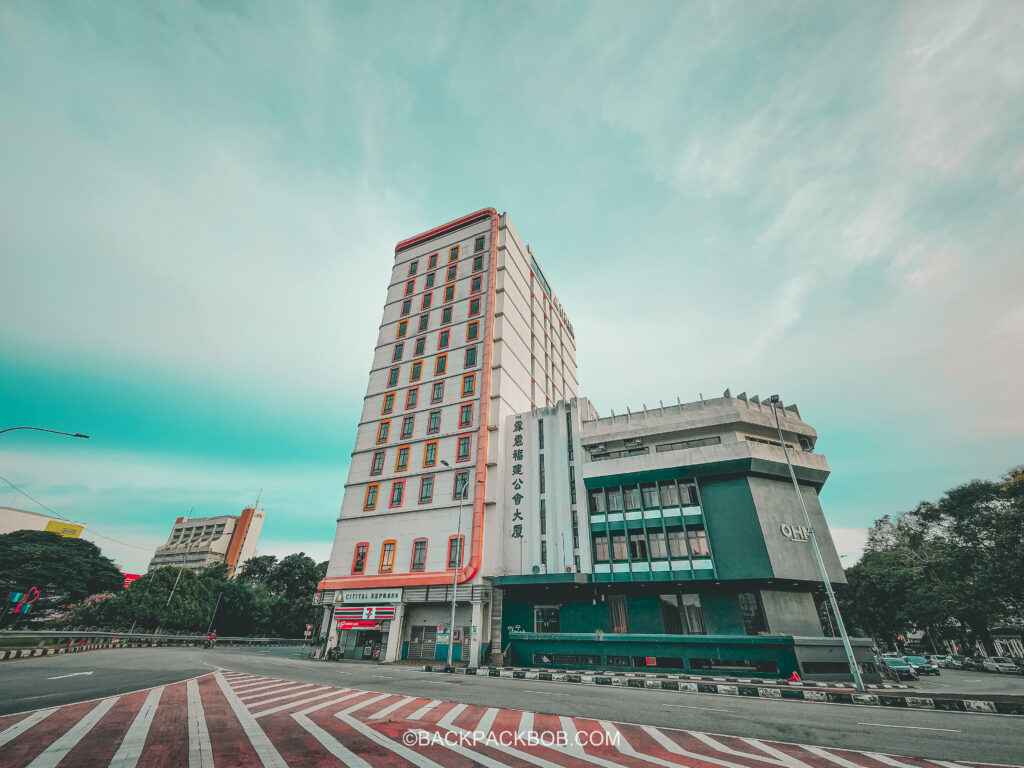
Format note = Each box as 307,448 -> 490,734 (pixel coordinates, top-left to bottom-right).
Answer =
0,507 -> 86,538
148,507 -> 265,576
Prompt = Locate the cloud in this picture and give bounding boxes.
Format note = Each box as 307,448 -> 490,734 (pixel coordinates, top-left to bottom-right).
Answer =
830,527 -> 870,566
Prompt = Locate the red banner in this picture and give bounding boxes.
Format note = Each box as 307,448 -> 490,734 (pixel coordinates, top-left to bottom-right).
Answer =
123,574 -> 142,589
337,620 -> 379,630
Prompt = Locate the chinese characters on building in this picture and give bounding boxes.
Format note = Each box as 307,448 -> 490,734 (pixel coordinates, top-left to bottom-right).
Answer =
510,416 -> 525,540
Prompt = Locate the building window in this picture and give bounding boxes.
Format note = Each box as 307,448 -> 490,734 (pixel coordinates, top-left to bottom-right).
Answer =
469,298 -> 480,316
389,482 -> 404,508
462,373 -> 475,397
569,465 -> 577,504
410,361 -> 422,381
466,321 -> 479,341
395,446 -> 410,471
405,279 -> 415,296
370,450 -> 385,476
419,476 -> 434,504
363,484 -> 379,511
405,387 -> 418,409
431,381 -> 444,404
382,392 -> 395,414
446,264 -> 457,281
540,499 -> 547,534
397,320 -> 408,338
408,260 -> 418,276
471,275 -> 482,293
660,595 -> 683,634
418,313 -> 429,332
425,272 -> 436,289
411,538 -> 427,570
640,483 -> 659,509
593,533 -> 609,562
687,528 -> 710,557
441,306 -> 453,324
421,292 -> 433,310
538,419 -> 544,449
540,540 -> 547,565
457,434 -> 472,461
539,453 -> 546,494
571,510 -> 579,548
443,284 -> 455,302
392,343 -> 404,362
649,530 -> 668,559
434,354 -> 447,375
427,409 -> 441,434
438,329 -> 450,349
623,485 -> 640,511
447,535 -> 464,569
535,605 -> 559,632
629,533 -> 648,560
414,336 -> 426,356
352,543 -> 368,574
474,235 -> 485,252
739,593 -> 768,635
587,490 -> 606,514
449,245 -> 459,262
659,481 -> 679,507
453,470 -> 469,499
401,300 -> 411,317
464,346 -> 477,368
473,254 -> 484,272
667,529 -> 687,558
423,440 -> 438,466
609,595 -> 628,633
379,539 -> 397,572
401,415 -> 414,439
611,532 -> 627,560
376,420 -> 390,444
387,367 -> 400,387
682,594 -> 706,634
428,252 -> 438,269
459,403 -> 473,428
606,488 -> 623,512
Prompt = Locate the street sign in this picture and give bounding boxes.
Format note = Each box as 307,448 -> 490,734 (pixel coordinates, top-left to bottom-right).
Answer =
437,622 -> 447,633
453,629 -> 461,643
306,624 -> 313,631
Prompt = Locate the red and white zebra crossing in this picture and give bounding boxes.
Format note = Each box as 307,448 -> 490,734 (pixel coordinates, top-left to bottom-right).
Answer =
0,670 -> 1012,768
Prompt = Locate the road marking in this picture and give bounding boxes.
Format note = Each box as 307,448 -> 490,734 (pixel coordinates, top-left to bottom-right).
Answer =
368,695 -> 416,720
186,679 -> 214,768
240,683 -> 317,702
335,695 -> 446,768
0,708 -> 56,747
109,686 -> 163,768
521,689 -> 570,696
744,738 -> 814,768
26,697 -> 118,768
803,745 -> 864,768
370,674 -> 393,678
214,672 -> 288,767
857,722 -> 961,732
436,703 -> 467,729
517,711 -> 533,739
252,688 -> 359,719
408,699 -> 442,720
688,732 -> 781,764
619,722 -> 752,768
47,671 -> 93,679
418,679 -> 455,684
243,686 -> 330,707
663,703 -> 732,713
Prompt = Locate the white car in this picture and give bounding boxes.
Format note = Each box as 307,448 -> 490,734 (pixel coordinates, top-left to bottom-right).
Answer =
982,656 -> 1018,673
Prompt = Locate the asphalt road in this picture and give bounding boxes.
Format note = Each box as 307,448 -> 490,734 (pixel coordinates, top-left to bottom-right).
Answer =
3,646 -> 1022,765
903,667 -> 1024,696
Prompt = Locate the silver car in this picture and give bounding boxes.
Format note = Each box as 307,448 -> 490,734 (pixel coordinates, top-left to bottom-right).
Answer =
982,657 -> 1019,673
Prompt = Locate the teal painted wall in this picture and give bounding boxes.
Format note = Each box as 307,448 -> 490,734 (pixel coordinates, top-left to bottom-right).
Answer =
626,597 -> 664,634
561,600 -> 611,633
699,477 -> 773,580
700,593 -> 747,635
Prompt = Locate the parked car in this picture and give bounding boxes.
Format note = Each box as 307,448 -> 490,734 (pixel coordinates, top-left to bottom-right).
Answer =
963,656 -> 985,671
904,656 -> 940,675
929,654 -> 950,667
982,657 -> 1019,674
882,656 -> 920,681
946,655 -> 965,669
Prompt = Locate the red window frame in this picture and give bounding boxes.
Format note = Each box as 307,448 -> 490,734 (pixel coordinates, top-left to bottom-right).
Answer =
425,272 -> 436,289
405,279 -> 415,295
437,329 -> 450,349
401,300 -> 411,317
461,373 -> 476,397
408,260 -> 418,276
388,481 -> 405,509
431,381 -> 444,404
351,542 -> 369,574
410,537 -> 428,570
401,414 -> 414,439
441,306 -> 452,324
456,432 -> 473,462
427,409 -> 442,434
379,539 -> 397,572
473,254 -> 484,272
370,450 -> 385,476
376,420 -> 391,444
423,439 -> 438,467
434,353 -> 447,376
405,386 -> 418,409
447,534 -> 465,570
421,291 -> 433,310
466,321 -> 479,341
446,264 -> 457,281
418,476 -> 434,504
469,297 -> 481,316
363,484 -> 379,511
392,343 -> 404,362
428,252 -> 438,269
474,235 -> 485,252
459,402 -> 473,428
418,313 -> 429,332
471,275 -> 482,293
449,245 -> 459,262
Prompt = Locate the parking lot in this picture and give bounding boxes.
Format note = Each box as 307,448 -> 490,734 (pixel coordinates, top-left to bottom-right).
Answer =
900,667 -> 1024,695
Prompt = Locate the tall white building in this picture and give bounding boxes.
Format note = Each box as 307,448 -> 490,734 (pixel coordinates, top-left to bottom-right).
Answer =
317,209 -> 578,664
148,507 -> 265,577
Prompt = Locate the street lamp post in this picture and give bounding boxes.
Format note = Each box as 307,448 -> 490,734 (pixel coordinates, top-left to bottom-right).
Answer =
0,427 -> 90,439
768,395 -> 865,691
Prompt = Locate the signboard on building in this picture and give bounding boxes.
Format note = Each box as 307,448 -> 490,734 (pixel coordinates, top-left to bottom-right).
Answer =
780,524 -> 810,542
337,588 -> 403,604
509,415 -> 527,542
44,520 -> 84,538
337,620 -> 379,630
122,574 -> 142,589
334,605 -> 396,621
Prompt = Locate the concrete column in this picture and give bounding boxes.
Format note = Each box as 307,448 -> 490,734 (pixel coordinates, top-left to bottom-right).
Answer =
469,601 -> 484,667
384,603 -> 406,663
317,606 -> 333,658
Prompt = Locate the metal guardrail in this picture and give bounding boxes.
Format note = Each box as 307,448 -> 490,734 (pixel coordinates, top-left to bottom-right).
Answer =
0,630 -> 309,645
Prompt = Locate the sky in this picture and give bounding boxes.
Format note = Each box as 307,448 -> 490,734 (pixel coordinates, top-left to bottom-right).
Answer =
1,1 -> 1022,574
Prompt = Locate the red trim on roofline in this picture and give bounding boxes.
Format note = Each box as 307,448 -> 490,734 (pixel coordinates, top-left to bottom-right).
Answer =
395,208 -> 497,254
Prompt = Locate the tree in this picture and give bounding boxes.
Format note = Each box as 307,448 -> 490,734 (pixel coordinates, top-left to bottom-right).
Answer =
0,531 -> 122,621
236,555 -> 278,587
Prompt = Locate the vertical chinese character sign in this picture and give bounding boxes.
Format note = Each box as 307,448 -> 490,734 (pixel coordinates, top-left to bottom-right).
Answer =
508,415 -> 527,572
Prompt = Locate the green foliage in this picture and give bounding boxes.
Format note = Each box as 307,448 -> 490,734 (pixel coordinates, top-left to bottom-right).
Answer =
840,466 -> 1024,651
0,530 -> 122,621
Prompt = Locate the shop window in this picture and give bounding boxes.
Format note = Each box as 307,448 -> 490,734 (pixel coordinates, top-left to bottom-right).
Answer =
379,539 -> 396,572
457,434 -> 472,461
461,373 -> 475,397
423,440 -> 438,467
388,482 -> 404,508
395,446 -> 409,471
688,528 -> 710,557
428,252 -> 438,269
397,320 -> 408,338
427,409 -> 441,434
738,592 -> 768,635
632,656 -> 686,669
434,353 -> 447,375
401,415 -> 414,439
447,535 -> 464,569
363,484 -> 379,511
405,279 -> 415,296
534,606 -> 560,633
426,272 -> 436,289
690,658 -> 777,674
382,392 -> 395,415
438,329 -> 450,349
464,346 -> 477,368
459,403 -> 473,428
376,420 -> 390,444
370,450 -> 385,476
405,387 -> 418,409
411,538 -> 427,570
608,595 -> 628,634
419,476 -> 434,504
352,543 -> 369,573
466,321 -> 479,341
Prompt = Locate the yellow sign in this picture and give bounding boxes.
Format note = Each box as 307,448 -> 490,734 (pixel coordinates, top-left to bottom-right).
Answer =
44,520 -> 84,538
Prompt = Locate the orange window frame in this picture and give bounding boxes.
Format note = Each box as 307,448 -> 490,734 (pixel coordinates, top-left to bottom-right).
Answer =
388,482 -> 404,509
434,353 -> 447,376
466,321 -> 479,341
449,245 -> 459,262
376,419 -> 391,444
446,264 -> 457,282
395,445 -> 410,471
363,484 -> 379,511
428,252 -> 438,269
397,320 -> 407,338
423,439 -> 438,467
410,361 -> 422,382
382,392 -> 396,415
351,542 -> 370,574
410,537 -> 428,570
443,284 -> 455,302
379,539 -> 397,572
461,373 -> 476,397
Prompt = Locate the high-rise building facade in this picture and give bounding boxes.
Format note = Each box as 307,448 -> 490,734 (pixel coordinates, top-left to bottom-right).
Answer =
316,209 -> 578,664
148,507 -> 264,577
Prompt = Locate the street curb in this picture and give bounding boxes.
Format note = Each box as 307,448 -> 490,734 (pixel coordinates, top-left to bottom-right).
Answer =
0,641 -> 197,661
419,665 -> 1024,716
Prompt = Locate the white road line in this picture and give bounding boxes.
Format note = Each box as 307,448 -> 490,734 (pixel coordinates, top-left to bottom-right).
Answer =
253,689 -> 359,720
521,689 -> 570,696
856,723 -> 961,733
642,725 -> 763,768
436,703 -> 467,729
26,697 -> 118,768
233,681 -> 296,695
335,697 -> 447,768
186,679 -> 214,768
292,714 -> 374,768
46,671 -> 93,680
240,684 -> 318,702
802,745 -> 866,768
0,709 -> 56,748
370,674 -> 393,678
244,686 -> 331,707
109,686 -> 164,768
863,752 -> 928,768
292,692 -> 365,717
517,710 -> 534,738
418,679 -> 455,684
663,703 -> 732,713
744,739 -> 815,768
408,699 -> 442,720
688,732 -> 785,765
476,707 -> 499,735
434,714 -> 557,768
213,672 -> 288,768
368,696 -> 417,720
